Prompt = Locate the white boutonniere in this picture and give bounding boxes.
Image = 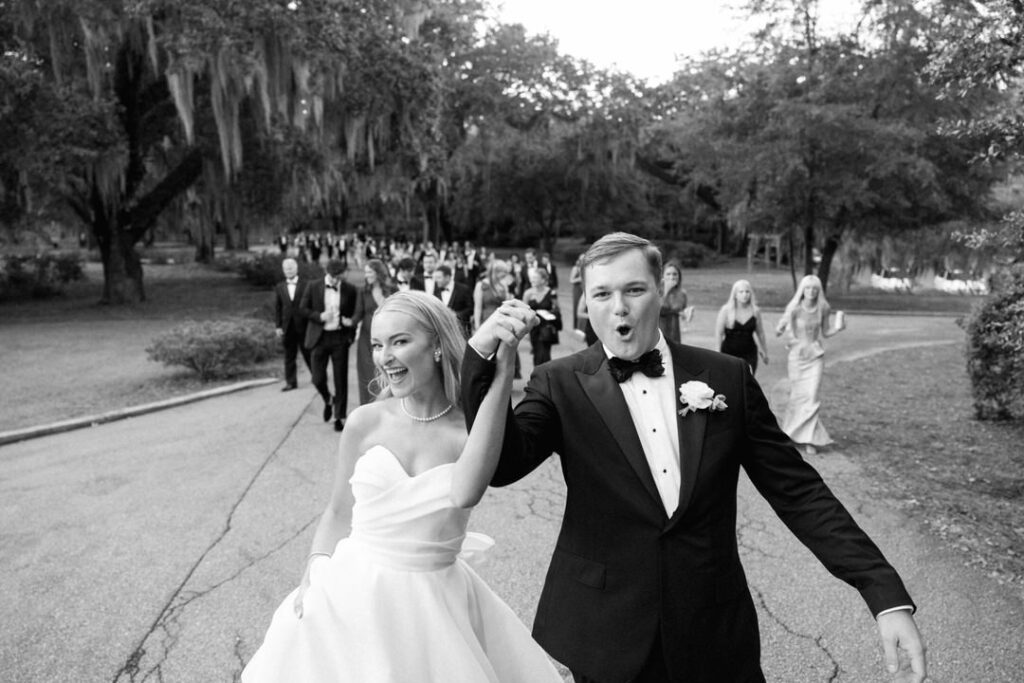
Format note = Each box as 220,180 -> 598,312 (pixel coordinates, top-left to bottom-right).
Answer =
678,380 -> 727,417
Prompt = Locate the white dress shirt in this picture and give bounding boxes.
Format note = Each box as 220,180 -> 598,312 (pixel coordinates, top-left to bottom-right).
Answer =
323,277 -> 340,331
424,277 -> 436,297
439,284 -> 452,306
606,334 -> 681,516
286,278 -> 298,300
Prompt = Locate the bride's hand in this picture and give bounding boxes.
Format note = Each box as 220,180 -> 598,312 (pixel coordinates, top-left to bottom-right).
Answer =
494,337 -> 518,379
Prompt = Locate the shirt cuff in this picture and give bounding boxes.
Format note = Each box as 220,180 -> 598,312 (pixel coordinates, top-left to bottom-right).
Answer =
468,341 -> 496,361
876,605 -> 914,618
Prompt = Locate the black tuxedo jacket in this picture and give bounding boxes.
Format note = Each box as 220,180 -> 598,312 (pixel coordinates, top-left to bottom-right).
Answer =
462,340 -> 913,682
299,278 -> 357,349
274,279 -> 308,333
441,281 -> 473,333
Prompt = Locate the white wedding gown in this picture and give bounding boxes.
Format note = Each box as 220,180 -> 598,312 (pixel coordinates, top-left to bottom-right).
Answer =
242,445 -> 562,682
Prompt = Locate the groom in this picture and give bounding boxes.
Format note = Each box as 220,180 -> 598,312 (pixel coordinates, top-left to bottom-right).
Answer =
462,233 -> 925,682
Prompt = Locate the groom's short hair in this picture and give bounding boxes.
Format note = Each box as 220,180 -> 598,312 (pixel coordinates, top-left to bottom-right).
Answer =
580,232 -> 662,288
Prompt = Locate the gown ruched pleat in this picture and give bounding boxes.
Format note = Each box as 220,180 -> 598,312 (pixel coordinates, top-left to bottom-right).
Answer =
242,445 -> 562,683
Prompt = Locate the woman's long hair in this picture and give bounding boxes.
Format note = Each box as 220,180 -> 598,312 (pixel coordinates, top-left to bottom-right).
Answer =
782,274 -> 829,333
485,259 -> 511,300
661,260 -> 686,309
370,291 -> 465,407
721,279 -> 759,328
364,258 -> 396,296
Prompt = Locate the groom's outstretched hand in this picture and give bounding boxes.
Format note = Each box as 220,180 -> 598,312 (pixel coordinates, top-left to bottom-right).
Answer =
469,299 -> 538,358
877,610 -> 927,682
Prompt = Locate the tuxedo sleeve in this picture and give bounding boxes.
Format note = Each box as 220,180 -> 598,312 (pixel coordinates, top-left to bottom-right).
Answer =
461,347 -> 560,486
298,284 -> 319,322
738,368 -> 915,616
273,286 -> 284,328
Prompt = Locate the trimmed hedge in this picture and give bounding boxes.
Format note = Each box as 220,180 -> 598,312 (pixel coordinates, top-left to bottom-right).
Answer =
959,263 -> 1024,420
146,317 -> 280,380
0,253 -> 85,301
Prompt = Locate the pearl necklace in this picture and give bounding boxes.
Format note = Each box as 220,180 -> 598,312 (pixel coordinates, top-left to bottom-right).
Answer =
400,398 -> 453,422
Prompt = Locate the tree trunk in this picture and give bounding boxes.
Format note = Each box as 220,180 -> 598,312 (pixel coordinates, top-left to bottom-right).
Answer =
97,216 -> 145,304
818,233 -> 841,295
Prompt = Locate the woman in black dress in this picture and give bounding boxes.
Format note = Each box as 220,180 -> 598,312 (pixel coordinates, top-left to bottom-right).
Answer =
715,279 -> 768,373
522,267 -> 560,368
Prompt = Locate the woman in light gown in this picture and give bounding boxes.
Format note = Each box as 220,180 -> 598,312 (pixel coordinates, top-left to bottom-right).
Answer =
715,279 -> 768,374
774,274 -> 846,455
243,291 -> 562,683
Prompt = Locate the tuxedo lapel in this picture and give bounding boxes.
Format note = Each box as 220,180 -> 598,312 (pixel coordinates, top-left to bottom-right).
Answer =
667,342 -> 708,528
575,346 -> 663,512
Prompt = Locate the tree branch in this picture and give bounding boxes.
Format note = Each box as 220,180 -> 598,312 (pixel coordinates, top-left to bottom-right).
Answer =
123,148 -> 204,242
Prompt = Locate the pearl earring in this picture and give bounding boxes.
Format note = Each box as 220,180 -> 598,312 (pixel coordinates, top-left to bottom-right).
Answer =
434,349 -> 442,362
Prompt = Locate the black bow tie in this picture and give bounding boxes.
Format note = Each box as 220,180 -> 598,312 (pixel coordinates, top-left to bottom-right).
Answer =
608,349 -> 665,383
326,283 -> 337,291
286,279 -> 297,285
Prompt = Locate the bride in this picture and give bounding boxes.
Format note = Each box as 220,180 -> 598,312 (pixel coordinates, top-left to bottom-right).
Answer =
242,291 -> 561,682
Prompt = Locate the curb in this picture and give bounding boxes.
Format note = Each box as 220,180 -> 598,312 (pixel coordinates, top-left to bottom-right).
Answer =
0,377 -> 279,448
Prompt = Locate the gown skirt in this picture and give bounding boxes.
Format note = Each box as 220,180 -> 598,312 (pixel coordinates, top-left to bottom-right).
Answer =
781,342 -> 833,447
242,445 -> 562,683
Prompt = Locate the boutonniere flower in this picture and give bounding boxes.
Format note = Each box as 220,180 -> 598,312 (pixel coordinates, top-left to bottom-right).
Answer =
678,381 -> 727,417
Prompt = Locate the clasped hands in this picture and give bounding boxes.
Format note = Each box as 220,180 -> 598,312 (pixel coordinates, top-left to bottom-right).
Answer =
469,299 -> 538,357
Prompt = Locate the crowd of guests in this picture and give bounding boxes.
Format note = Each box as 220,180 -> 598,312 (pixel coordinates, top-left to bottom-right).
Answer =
274,234 -> 846,459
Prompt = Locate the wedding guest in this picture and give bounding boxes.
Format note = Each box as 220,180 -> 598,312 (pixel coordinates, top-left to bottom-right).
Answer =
464,232 -> 924,683
243,292 -> 561,683
394,257 -> 417,292
715,279 -> 769,374
473,260 -> 512,332
569,254 -> 584,331
300,259 -> 358,432
508,253 -> 525,299
519,248 -> 538,295
522,267 -> 560,368
775,274 -> 845,455
419,251 -> 438,296
432,264 -> 473,337
273,258 -> 311,391
539,252 -> 559,289
352,259 -> 397,404
474,259 -> 521,378
658,260 -> 692,343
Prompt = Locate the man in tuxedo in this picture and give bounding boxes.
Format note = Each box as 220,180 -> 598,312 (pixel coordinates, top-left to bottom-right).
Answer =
394,257 -> 417,292
273,258 -> 310,391
519,248 -> 538,296
462,232 -> 926,683
419,251 -> 438,296
300,259 -> 357,432
432,264 -> 473,337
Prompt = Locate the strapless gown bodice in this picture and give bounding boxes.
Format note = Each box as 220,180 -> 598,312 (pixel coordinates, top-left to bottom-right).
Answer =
242,445 -> 561,683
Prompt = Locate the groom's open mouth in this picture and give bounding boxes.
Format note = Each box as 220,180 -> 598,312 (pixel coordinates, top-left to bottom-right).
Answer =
615,323 -> 633,339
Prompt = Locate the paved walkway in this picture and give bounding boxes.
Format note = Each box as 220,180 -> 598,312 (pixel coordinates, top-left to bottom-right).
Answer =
1,313 -> 1022,682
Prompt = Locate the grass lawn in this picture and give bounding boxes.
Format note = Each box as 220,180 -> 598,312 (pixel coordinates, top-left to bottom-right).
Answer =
826,343 -> 1024,587
2,253 -> 1019,592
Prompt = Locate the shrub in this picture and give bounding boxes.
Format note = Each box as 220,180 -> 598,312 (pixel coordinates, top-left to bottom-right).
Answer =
146,317 -> 280,381
654,240 -> 717,268
0,253 -> 85,301
959,263 -> 1024,420
235,252 -> 323,287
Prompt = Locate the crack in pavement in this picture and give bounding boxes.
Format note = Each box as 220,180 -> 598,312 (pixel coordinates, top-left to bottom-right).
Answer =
110,404 -> 311,683
750,584 -> 841,682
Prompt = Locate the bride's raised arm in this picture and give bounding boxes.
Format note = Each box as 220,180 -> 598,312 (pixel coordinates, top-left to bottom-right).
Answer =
450,339 -> 518,509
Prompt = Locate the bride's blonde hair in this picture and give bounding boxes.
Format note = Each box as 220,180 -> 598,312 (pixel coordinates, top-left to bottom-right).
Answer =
370,291 -> 465,408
